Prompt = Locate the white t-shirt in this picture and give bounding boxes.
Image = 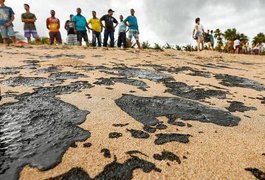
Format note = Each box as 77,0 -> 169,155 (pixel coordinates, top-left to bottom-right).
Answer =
194,24 -> 204,35
233,39 -> 241,49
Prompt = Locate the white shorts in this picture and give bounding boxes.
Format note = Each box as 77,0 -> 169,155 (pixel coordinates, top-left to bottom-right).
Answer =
128,30 -> 139,41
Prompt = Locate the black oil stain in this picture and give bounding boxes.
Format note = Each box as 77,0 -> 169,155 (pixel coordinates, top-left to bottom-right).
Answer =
109,132 -> 123,139
153,150 -> 181,164
126,150 -> 149,157
0,92 -> 90,180
215,74 -> 265,91
226,101 -> 257,113
113,67 -> 174,83
49,167 -> 92,180
50,156 -> 161,180
0,67 -> 20,75
83,143 -> 92,148
101,149 -> 111,158
143,125 -> 156,133
126,129 -> 150,139
94,77 -> 149,91
112,123 -> 129,127
245,168 -> 265,180
49,72 -> 88,81
154,133 -> 190,145
164,81 -> 227,100
0,76 -> 57,87
115,94 -> 241,127
40,54 -> 85,59
34,66 -> 61,74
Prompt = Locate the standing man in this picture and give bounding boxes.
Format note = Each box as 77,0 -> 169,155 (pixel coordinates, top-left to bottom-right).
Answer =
46,10 -> 62,45
100,9 -> 118,48
73,8 -> 90,46
0,0 -> 16,44
117,15 -> 127,48
88,11 -> 101,47
64,14 -> 77,45
124,9 -> 141,49
21,4 -> 40,43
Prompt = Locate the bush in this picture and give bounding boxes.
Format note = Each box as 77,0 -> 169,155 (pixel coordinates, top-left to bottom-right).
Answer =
141,41 -> 151,49
153,43 -> 163,51
175,45 -> 182,51
164,43 -> 173,49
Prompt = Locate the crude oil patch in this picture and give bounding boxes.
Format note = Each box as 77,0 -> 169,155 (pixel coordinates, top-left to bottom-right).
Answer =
39,54 -> 85,59
115,95 -> 241,127
34,66 -> 61,74
226,101 -> 257,113
94,77 -> 149,91
50,156 -> 161,180
154,133 -> 190,145
48,72 -> 88,81
153,150 -> 181,164
113,67 -> 174,82
0,67 -> 20,75
126,129 -> 150,139
0,76 -> 57,87
215,74 -> 265,91
245,168 -> 265,180
0,93 -> 90,180
164,81 -> 227,100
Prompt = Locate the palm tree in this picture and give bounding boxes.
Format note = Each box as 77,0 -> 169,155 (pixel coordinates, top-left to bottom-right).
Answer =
214,28 -> 224,50
224,28 -> 238,41
252,33 -> 265,45
239,33 -> 248,41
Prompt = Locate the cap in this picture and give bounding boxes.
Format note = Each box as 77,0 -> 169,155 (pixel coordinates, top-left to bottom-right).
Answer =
108,9 -> 115,12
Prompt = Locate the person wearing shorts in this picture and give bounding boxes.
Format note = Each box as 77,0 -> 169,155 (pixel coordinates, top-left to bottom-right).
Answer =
21,4 -> 40,43
46,10 -> 62,45
124,9 -> 141,49
0,0 -> 16,44
88,11 -> 102,47
65,14 -> 77,45
73,8 -> 90,46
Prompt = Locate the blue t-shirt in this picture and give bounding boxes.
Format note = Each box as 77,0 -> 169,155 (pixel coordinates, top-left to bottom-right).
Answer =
124,16 -> 138,31
0,6 -> 14,26
73,14 -> 87,31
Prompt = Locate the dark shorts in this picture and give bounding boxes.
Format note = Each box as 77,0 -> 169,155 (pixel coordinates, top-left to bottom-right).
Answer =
49,31 -> 62,44
24,29 -> 39,39
77,30 -> 88,42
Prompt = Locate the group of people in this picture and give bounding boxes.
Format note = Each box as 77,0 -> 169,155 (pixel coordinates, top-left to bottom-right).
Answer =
229,39 -> 265,55
0,0 -> 141,48
192,17 -> 214,52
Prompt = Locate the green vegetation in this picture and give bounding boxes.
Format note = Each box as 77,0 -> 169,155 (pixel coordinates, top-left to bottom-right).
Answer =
153,43 -> 164,51
252,33 -> 265,45
141,41 -> 151,49
0,34 -> 3,43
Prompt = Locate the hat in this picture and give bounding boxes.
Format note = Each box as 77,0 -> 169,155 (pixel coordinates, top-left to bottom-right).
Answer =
108,9 -> 115,12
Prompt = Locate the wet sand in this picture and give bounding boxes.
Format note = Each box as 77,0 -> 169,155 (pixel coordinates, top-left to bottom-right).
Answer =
0,45 -> 265,180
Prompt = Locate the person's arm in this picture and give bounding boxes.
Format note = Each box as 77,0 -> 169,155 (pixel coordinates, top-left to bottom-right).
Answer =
58,19 -> 60,29
46,18 -> 50,30
64,20 -> 68,31
113,18 -> 118,29
100,16 -> 105,29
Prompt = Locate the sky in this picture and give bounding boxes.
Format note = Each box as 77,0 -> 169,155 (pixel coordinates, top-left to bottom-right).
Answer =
5,0 -> 265,46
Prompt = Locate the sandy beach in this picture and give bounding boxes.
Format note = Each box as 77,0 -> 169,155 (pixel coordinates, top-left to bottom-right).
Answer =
0,45 -> 265,180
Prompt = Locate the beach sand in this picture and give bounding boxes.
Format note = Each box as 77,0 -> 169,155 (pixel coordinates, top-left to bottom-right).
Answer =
0,45 -> 264,180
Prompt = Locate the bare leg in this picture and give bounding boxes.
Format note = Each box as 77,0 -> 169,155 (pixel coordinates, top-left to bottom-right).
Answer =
136,40 -> 141,49
12,36 -> 16,44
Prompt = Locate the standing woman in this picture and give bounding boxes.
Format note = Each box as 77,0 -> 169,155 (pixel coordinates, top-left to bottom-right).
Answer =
192,17 -> 204,52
